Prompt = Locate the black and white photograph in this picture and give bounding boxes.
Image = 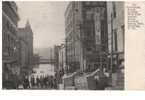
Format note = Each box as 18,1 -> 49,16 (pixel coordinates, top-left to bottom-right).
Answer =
2,1 -> 124,90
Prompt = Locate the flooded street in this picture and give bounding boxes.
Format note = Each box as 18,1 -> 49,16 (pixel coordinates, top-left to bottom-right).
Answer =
24,64 -> 57,89
3,1 -> 125,90
31,64 -> 55,78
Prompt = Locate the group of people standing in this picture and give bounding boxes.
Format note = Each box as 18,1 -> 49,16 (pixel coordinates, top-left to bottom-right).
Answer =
22,75 -> 57,89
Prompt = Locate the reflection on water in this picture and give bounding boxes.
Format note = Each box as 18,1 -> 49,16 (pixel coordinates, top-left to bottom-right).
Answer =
31,64 -> 55,78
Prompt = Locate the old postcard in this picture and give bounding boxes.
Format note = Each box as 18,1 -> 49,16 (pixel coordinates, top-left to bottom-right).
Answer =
1,0 -> 145,90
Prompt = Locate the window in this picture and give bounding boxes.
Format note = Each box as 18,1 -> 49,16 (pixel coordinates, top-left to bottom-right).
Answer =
113,3 -> 116,18
121,25 -> 125,50
87,47 -> 92,52
7,22 -> 9,29
86,10 -> 93,20
75,9 -> 78,12
114,29 -> 118,51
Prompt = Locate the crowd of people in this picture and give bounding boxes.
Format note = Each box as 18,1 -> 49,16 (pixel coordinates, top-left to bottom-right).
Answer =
22,75 -> 57,89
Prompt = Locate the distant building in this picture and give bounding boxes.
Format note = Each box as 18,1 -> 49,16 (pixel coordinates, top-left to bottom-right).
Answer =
34,47 -> 55,60
32,54 -> 40,67
65,2 -> 108,73
17,29 -> 29,75
54,45 -> 61,72
2,1 -> 20,89
18,21 -> 34,75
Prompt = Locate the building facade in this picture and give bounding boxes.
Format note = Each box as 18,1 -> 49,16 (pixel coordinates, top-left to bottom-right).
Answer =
2,1 -> 20,89
54,45 -> 61,72
58,44 -> 66,72
65,2 -> 108,73
18,33 -> 29,68
107,2 -> 124,90
18,21 -> 34,76
65,2 -> 82,73
32,54 -> 40,67
107,2 -> 124,72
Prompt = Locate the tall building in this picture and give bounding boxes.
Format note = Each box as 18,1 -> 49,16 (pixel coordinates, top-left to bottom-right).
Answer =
18,21 -> 34,75
65,2 -> 108,73
25,21 -> 33,66
107,2 -> 124,90
2,1 -> 20,89
107,2 -> 124,72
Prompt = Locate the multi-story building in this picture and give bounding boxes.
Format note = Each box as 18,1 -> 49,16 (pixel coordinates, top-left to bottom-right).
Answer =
107,2 -> 124,72
32,53 -> 40,66
2,1 -> 20,89
18,24 -> 28,76
65,2 -> 108,73
65,2 -> 82,73
18,34 -> 29,67
107,2 -> 124,90
54,45 -> 61,72
18,21 -> 34,76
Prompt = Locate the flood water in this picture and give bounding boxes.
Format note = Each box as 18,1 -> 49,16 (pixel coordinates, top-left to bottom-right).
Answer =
31,64 -> 55,78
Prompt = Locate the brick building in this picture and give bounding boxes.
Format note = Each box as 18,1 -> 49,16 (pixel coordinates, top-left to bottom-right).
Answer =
107,2 -> 124,90
2,1 -> 20,89
18,21 -> 34,76
65,2 -> 108,73
32,54 -> 40,66
107,2 -> 124,72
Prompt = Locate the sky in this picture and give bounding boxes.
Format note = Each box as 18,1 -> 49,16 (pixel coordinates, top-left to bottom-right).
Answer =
16,1 -> 68,49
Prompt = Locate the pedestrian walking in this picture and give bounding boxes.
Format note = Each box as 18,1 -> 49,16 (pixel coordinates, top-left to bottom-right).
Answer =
96,72 -> 109,90
36,76 -> 40,88
23,76 -> 30,89
40,76 -> 44,88
31,76 -> 35,88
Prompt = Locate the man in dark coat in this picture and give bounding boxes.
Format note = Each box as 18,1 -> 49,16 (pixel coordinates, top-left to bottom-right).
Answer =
23,76 -> 30,89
